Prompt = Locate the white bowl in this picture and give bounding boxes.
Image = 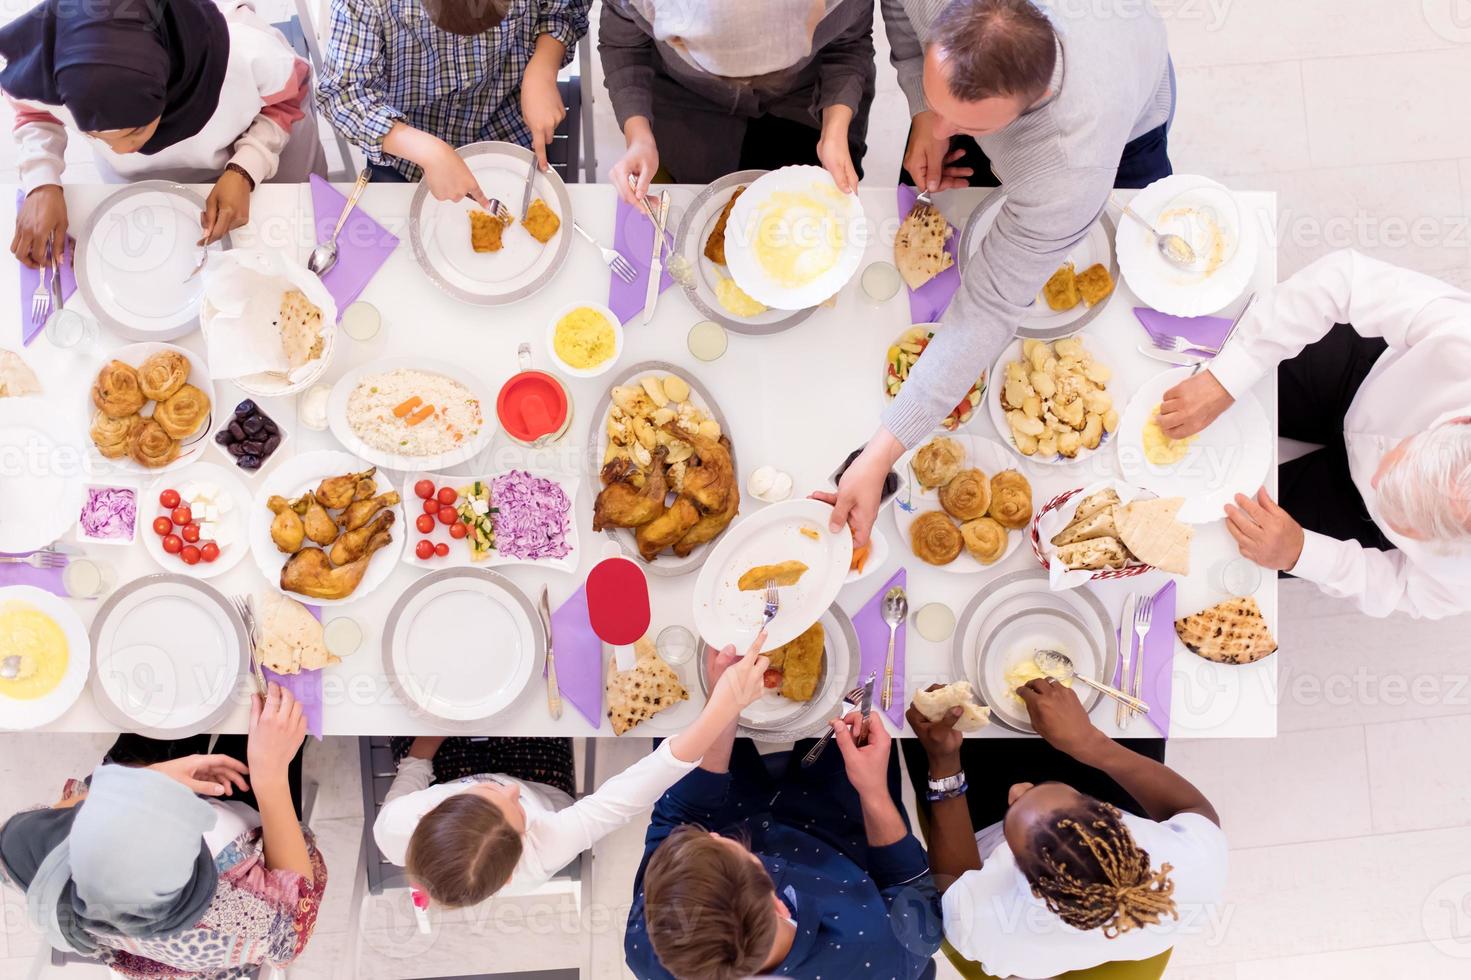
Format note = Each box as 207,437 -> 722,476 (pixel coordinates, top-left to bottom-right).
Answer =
75,483 -> 141,547
544,301 -> 624,379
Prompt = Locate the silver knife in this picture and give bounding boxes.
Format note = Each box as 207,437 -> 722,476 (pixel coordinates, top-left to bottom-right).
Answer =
518,159 -> 537,223
51,247 -> 64,316
539,586 -> 562,720
641,192 -> 670,325
1116,593 -> 1136,729
856,669 -> 876,747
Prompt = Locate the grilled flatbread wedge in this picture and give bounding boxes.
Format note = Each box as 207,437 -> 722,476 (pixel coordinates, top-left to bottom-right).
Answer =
1071,488 -> 1120,524
0,349 -> 41,398
895,204 -> 954,290
1055,536 -> 1128,571
913,681 -> 991,732
1175,596 -> 1277,665
1051,506 -> 1118,547
1115,496 -> 1192,575
607,637 -> 689,735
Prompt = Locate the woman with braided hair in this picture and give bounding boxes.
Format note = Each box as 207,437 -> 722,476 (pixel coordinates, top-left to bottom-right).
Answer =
904,678 -> 1226,978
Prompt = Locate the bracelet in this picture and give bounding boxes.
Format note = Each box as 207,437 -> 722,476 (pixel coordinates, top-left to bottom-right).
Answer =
926,779 -> 968,803
224,162 -> 256,190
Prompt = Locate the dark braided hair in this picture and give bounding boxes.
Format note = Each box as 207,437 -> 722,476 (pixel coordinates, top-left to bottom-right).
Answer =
1015,799 -> 1178,938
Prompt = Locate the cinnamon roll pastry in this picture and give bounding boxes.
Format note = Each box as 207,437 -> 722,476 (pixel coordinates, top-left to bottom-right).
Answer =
129,418 -> 180,468
988,470 -> 1034,530
138,350 -> 190,401
961,517 -> 1008,564
910,511 -> 963,566
90,410 -> 140,459
939,468 -> 991,521
913,437 -> 965,488
153,383 -> 210,439
91,360 -> 145,418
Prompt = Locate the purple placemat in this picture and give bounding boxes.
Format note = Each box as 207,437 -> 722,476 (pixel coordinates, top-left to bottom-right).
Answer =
1134,308 -> 1233,358
1114,580 -> 1176,738
608,196 -> 674,325
897,185 -> 961,323
15,191 -> 77,346
854,567 -> 907,727
550,584 -> 602,729
0,552 -> 70,595
262,602 -> 325,739
308,175 -> 399,316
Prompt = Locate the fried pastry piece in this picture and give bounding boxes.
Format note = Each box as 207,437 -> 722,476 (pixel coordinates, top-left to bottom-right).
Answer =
593,450 -> 669,531
316,468 -> 377,509
703,186 -> 745,265
90,410 -> 139,459
521,199 -> 561,244
939,468 -> 991,521
153,383 -> 210,439
267,495 -> 306,554
636,498 -> 700,562
129,418 -> 179,468
92,360 -> 145,418
469,210 -> 509,253
738,561 -> 808,591
988,470 -> 1033,529
913,437 -> 965,488
766,621 -> 824,701
911,511 -> 963,565
662,421 -> 732,514
1076,263 -> 1114,306
329,510 -> 396,566
281,526 -> 393,601
961,517 -> 1007,564
1042,263 -> 1080,311
138,351 -> 190,401
339,491 -> 400,532
297,493 -> 339,546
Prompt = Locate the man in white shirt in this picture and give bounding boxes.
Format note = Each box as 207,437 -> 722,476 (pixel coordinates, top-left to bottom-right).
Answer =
1159,249 -> 1471,619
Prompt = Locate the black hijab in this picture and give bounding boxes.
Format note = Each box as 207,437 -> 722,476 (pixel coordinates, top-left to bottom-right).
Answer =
0,0 -> 230,155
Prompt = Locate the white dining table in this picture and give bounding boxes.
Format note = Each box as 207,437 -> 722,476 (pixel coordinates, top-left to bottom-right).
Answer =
4,180 -> 1279,739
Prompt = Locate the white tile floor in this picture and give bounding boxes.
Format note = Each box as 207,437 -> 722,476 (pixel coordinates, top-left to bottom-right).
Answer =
4,2 -> 1471,978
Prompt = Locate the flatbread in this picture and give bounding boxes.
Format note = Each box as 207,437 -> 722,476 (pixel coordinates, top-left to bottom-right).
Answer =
277,289 -> 324,369
1055,536 -> 1128,571
1051,506 -> 1118,547
1115,497 -> 1192,575
0,349 -> 41,398
894,204 -> 954,290
1174,596 -> 1277,665
606,637 -> 689,735
256,591 -> 338,675
767,621 -> 824,702
913,681 -> 991,732
1071,488 -> 1120,524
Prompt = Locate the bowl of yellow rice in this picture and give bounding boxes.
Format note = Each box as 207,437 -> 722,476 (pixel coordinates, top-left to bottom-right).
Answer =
546,301 -> 624,379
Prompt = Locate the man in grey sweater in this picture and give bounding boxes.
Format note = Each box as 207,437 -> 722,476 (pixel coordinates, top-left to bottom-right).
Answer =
821,0 -> 1174,544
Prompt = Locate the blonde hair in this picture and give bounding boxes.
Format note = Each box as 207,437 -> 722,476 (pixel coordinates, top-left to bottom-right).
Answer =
1375,420 -> 1471,544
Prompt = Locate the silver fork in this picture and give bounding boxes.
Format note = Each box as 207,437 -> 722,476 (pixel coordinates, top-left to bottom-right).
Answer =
572,222 -> 636,284
0,550 -> 68,569
1148,333 -> 1220,356
29,261 -> 52,324
761,579 -> 780,628
907,188 -> 935,218
1122,596 -> 1153,728
801,684 -> 868,768
229,594 -> 270,696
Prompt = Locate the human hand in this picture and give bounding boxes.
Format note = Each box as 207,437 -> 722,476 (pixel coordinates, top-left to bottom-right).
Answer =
148,754 -> 250,797
248,682 -> 307,785
708,631 -> 771,713
832,708 -> 892,798
905,686 -> 964,774
1158,371 -> 1235,439
1225,488 -> 1304,571
420,136 -> 491,208
813,443 -> 893,548
12,184 -> 68,269
520,70 -> 565,172
611,121 -> 658,207
199,168 -> 252,246
903,111 -> 972,192
1016,677 -> 1107,762
817,106 -> 858,194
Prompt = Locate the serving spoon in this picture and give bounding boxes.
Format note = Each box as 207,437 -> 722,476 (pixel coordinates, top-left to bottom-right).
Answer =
307,168 -> 372,277
1,655 -> 20,679
880,586 -> 908,710
1111,194 -> 1196,269
1033,649 -> 1148,713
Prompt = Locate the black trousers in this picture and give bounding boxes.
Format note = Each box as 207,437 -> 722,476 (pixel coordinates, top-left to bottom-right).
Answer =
901,736 -> 1166,831
899,121 -> 1172,191
1277,322 -> 1395,553
104,733 -> 305,819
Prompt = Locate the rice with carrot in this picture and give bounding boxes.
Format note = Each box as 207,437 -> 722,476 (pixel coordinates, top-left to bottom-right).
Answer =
346,368 -> 484,457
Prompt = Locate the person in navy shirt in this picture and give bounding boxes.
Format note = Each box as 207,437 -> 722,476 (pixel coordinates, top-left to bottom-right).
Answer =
626,647 -> 943,980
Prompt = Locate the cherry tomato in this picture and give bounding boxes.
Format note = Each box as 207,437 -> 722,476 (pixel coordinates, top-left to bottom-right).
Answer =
170,505 -> 192,526
159,488 -> 181,509
422,498 -> 440,516
437,505 -> 458,526
200,542 -> 220,563
414,479 -> 435,500
448,521 -> 469,539
162,534 -> 183,555
415,540 -> 435,560
415,514 -> 435,534
436,486 -> 457,505
152,516 -> 173,536
180,545 -> 201,565
762,669 -> 783,689
434,542 -> 449,557
181,523 -> 201,543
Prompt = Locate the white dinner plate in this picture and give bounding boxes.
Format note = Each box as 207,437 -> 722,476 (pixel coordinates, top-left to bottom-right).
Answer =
141,462 -> 252,579
327,357 -> 494,473
84,342 -> 214,476
398,470 -> 580,573
672,170 -> 816,335
892,434 -> 1027,572
90,574 -> 245,736
76,181 -> 229,340
1116,366 -> 1272,524
724,166 -> 868,310
248,450 -> 406,607
987,338 -> 1130,467
979,605 -> 1104,733
1115,174 -> 1258,317
409,142 -> 573,305
693,498 -> 854,652
0,585 -> 91,730
384,568 -> 541,724
957,193 -> 1119,339
0,399 -> 86,552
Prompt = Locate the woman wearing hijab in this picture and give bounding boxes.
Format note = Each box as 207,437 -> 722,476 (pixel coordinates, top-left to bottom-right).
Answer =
0,0 -> 327,267
0,685 -> 325,979
599,0 -> 876,204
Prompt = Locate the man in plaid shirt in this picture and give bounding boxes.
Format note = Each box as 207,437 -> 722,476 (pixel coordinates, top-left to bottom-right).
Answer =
317,0 -> 590,206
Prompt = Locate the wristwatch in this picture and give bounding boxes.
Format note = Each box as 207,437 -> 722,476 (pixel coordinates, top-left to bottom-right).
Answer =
926,770 -> 968,802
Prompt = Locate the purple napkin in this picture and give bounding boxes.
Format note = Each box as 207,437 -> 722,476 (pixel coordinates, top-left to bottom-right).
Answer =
15,190 -> 77,346
0,551 -> 70,596
608,196 -> 674,325
854,568 -> 907,727
1114,580 -> 1176,738
308,175 -> 399,316
896,185 -> 961,323
263,603 -> 325,739
549,585 -> 602,729
1134,308 -> 1232,358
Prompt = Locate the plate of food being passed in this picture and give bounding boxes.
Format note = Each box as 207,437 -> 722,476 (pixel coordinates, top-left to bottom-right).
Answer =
409,141 -> 572,305
894,433 -> 1032,572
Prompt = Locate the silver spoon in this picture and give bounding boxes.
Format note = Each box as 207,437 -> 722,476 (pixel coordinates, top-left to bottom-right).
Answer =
1,654 -> 21,680
1033,649 -> 1148,713
1111,194 -> 1196,269
880,586 -> 908,710
307,168 -> 372,277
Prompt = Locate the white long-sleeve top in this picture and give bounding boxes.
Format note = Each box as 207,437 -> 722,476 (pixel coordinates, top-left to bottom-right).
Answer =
1209,249 -> 1471,619
374,740 -> 699,895
6,0 -> 311,191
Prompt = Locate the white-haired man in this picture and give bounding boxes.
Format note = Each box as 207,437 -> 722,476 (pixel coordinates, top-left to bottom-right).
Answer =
1159,249 -> 1471,619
